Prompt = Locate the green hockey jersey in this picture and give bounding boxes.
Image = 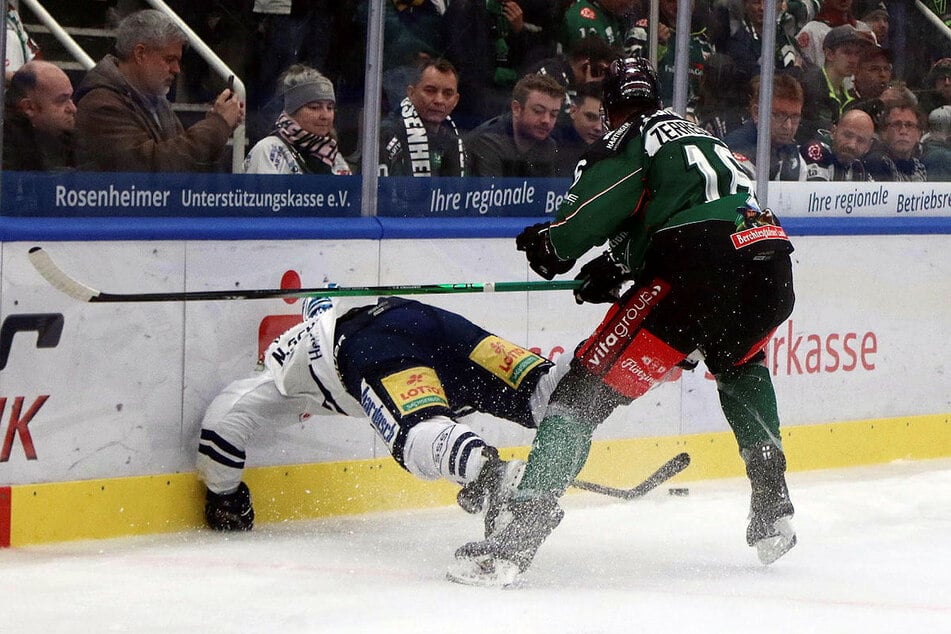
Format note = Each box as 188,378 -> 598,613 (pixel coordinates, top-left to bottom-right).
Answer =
549,109 -> 791,276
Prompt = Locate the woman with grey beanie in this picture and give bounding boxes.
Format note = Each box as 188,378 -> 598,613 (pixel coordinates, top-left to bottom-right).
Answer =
243,64 -> 351,175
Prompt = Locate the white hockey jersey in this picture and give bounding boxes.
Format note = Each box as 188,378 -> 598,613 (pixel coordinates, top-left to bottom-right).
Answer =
263,299 -> 366,419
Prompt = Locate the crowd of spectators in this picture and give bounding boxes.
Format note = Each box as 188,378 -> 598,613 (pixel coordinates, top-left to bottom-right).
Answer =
5,0 -> 951,182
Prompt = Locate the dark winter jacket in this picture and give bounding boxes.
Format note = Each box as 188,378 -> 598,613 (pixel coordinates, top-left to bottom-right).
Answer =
464,112 -> 559,177
724,121 -> 806,180
2,111 -> 76,171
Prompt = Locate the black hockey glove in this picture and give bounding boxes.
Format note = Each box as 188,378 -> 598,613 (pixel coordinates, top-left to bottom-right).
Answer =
515,223 -> 576,280
205,481 -> 254,531
573,252 -> 632,305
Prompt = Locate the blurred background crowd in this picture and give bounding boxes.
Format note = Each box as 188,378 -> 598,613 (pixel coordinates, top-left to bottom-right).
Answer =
4,0 -> 951,181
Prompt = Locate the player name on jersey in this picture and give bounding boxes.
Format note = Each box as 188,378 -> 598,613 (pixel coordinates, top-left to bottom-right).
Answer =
643,112 -> 715,156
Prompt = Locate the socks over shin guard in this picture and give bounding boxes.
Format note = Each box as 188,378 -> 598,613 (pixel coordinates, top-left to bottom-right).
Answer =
716,362 -> 783,448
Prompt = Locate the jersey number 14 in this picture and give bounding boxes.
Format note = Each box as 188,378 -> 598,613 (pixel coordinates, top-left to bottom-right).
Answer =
684,144 -> 755,202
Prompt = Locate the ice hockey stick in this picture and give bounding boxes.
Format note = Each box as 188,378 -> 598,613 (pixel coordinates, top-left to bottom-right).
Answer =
28,246 -> 581,302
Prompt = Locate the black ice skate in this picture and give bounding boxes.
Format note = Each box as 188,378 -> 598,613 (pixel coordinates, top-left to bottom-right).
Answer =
447,495 -> 563,587
456,447 -> 525,537
743,442 -> 797,564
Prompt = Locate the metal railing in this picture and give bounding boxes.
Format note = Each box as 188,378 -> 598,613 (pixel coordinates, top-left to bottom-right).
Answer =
19,0 -> 95,70
12,0 -> 247,173
915,1 -> 951,43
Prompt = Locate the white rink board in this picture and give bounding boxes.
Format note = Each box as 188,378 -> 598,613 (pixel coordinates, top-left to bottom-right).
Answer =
770,181 -> 951,217
1,235 -> 949,485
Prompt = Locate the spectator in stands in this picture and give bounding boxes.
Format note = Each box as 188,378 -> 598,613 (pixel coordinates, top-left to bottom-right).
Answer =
553,82 -> 605,175
444,0 -> 554,131
529,35 -> 618,124
561,0 -> 637,50
796,0 -> 869,68
785,0 -> 821,33
246,1 -> 337,140
382,0 -> 448,66
724,74 -> 807,180
374,0 -> 449,114
854,0 -> 889,48
244,64 -> 350,175
378,58 -> 465,177
625,0 -> 715,108
852,46 -> 892,101
3,60 -> 77,171
464,73 -> 565,176
5,2 -> 39,80
798,25 -> 873,143
720,0 -> 805,86
74,10 -> 245,172
917,58 -> 951,117
693,52 -> 750,140
864,98 -> 927,181
801,108 -> 875,180
921,105 -> 951,180
879,81 -> 918,106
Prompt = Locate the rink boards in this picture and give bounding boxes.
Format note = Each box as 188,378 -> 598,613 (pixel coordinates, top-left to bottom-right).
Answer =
1,226 -> 949,545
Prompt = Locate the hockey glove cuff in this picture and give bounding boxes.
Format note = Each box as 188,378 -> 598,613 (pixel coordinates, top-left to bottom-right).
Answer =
516,223 -> 576,280
573,252 -> 631,304
205,481 -> 254,531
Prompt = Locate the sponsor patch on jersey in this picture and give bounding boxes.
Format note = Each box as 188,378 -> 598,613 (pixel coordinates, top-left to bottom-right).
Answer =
360,381 -> 401,448
469,336 -> 546,389
580,7 -> 597,19
380,366 -> 448,415
730,225 -> 789,249
605,121 -> 634,150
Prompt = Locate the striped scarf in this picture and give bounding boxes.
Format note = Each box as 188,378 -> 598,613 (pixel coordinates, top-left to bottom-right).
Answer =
274,112 -> 339,170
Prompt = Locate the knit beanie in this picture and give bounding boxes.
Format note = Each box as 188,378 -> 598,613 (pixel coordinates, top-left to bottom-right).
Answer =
283,72 -> 335,115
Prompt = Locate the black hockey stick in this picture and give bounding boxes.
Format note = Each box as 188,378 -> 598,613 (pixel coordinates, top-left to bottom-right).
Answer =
28,247 -> 581,303
571,452 -> 690,500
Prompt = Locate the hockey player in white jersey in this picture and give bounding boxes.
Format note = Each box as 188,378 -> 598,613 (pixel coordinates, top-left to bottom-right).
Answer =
197,295 -> 568,532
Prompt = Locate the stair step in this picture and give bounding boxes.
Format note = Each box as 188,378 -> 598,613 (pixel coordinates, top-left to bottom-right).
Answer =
56,61 -> 88,71
23,23 -> 114,39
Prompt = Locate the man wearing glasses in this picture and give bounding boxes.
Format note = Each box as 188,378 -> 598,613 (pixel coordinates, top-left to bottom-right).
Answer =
725,74 -> 807,181
864,98 -> 927,181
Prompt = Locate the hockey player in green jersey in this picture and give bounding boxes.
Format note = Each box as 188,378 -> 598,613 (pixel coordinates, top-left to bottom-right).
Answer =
449,57 -> 797,587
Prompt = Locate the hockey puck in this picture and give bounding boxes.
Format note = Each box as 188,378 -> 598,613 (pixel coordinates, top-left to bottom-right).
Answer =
668,487 -> 689,496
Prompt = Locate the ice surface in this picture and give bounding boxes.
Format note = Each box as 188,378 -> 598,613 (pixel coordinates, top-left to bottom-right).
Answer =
2,459 -> 949,633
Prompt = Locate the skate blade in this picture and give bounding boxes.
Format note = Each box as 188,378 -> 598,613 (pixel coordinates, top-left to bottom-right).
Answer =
446,555 -> 521,588
755,517 -> 797,565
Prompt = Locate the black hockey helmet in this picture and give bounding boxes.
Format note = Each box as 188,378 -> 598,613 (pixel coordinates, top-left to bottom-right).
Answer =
602,57 -> 662,113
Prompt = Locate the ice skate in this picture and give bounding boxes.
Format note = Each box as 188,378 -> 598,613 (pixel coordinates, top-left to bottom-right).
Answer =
743,442 -> 797,564
447,495 -> 563,587
456,447 -> 525,536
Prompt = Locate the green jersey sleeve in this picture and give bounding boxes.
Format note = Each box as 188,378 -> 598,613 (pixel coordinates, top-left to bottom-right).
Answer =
547,122 -> 649,261
548,110 -> 759,273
